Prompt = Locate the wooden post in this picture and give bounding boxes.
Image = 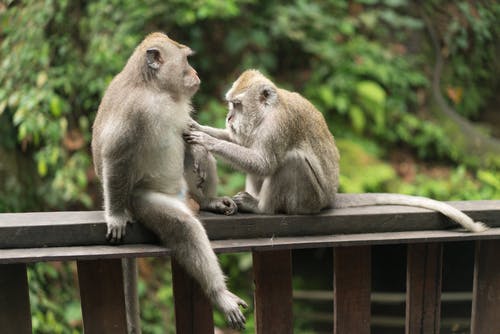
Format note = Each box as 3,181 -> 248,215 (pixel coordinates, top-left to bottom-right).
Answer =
253,249 -> 293,334
471,240 -> 500,334
333,246 -> 371,334
77,259 -> 128,333
406,243 -> 443,334
0,263 -> 32,334
171,259 -> 214,334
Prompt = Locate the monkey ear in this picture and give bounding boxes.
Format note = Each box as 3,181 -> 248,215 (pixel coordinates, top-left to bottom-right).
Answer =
259,85 -> 277,106
146,48 -> 162,70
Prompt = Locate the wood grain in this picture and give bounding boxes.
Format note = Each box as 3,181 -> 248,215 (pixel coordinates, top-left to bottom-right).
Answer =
405,243 -> 443,334
1,200 -> 498,249
253,250 -> 293,334
334,246 -> 371,334
471,240 -> 500,334
0,263 -> 32,334
77,259 -> 128,333
1,229 -> 500,264
171,259 -> 214,334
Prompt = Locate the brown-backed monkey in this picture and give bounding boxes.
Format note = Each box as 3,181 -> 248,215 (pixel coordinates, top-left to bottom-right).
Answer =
184,69 -> 487,233
92,33 -> 246,331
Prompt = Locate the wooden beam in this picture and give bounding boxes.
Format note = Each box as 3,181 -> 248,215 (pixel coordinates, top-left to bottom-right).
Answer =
471,240 -> 500,334
1,200 -> 499,249
253,250 -> 293,334
0,263 -> 32,334
405,243 -> 443,334
171,259 -> 214,334
1,228 -> 500,264
77,259 -> 128,333
334,246 -> 371,334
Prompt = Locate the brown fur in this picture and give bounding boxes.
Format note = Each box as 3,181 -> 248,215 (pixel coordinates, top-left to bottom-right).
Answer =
92,33 -> 246,331
185,70 -> 488,232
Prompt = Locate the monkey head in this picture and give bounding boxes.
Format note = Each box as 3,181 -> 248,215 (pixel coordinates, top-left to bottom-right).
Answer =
129,32 -> 200,98
224,70 -> 278,145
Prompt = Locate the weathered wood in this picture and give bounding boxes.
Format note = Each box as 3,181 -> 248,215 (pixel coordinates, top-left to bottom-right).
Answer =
0,211 -> 158,249
471,240 -> 500,334
0,263 -> 32,333
77,259 -> 128,333
171,259 -> 214,334
333,246 -> 371,334
1,200 -> 499,249
405,243 -> 443,334
253,249 -> 293,334
1,228 -> 500,264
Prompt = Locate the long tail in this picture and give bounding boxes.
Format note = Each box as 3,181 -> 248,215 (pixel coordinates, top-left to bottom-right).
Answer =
333,193 -> 488,232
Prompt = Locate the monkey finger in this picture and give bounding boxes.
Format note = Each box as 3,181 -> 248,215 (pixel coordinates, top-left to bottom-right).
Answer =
226,314 -> 236,330
234,312 -> 246,330
237,298 -> 248,309
183,134 -> 198,144
229,312 -> 244,331
188,120 -> 201,130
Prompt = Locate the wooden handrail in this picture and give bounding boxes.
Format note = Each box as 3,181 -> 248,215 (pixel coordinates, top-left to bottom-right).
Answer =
0,200 -> 499,334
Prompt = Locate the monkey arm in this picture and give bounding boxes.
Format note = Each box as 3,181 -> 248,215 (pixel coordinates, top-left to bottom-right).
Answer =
199,125 -> 232,141
189,119 -> 233,142
101,152 -> 134,241
185,130 -> 278,176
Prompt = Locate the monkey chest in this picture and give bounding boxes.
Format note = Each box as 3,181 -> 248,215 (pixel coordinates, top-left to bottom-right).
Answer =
137,134 -> 185,180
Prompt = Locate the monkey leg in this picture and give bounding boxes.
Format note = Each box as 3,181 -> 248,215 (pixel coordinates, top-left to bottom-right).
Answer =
185,144 -> 238,215
258,155 -> 326,214
131,190 -> 246,329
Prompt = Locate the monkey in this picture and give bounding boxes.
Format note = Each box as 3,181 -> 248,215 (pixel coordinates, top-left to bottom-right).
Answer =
185,143 -> 237,215
91,32 -> 246,331
184,69 -> 488,233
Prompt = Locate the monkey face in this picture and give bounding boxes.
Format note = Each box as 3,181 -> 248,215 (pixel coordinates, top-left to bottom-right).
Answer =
142,33 -> 200,97
225,71 -> 279,146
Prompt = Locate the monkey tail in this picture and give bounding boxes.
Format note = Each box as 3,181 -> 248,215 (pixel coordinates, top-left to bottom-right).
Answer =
333,193 -> 488,232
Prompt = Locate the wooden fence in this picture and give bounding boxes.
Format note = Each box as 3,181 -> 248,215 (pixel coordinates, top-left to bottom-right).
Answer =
0,200 -> 499,333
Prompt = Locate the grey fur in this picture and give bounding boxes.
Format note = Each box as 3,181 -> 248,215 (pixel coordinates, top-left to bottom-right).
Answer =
185,69 -> 488,233
92,33 -> 246,331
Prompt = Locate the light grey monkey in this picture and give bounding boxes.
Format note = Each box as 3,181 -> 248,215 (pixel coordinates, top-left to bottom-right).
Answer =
92,32 -> 246,331
184,69 -> 488,233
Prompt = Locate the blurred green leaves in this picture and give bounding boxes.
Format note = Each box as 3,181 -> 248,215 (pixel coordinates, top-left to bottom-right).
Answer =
0,1 -> 499,332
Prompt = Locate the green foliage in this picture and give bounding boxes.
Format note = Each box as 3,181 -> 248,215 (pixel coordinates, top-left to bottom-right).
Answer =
1,0 -> 499,332
28,263 -> 82,333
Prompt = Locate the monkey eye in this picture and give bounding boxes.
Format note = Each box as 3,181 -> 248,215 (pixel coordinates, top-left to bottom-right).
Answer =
231,100 -> 242,109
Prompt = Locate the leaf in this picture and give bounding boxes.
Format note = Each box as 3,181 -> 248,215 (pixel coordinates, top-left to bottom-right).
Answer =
36,72 -> 48,87
318,85 -> 335,108
0,100 -> 6,114
38,159 -> 48,177
50,96 -> 62,117
356,80 -> 386,106
349,105 -> 365,133
477,170 -> 500,189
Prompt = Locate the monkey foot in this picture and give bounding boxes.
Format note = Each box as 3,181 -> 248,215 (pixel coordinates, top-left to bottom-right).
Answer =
233,191 -> 259,213
208,197 -> 238,215
213,290 -> 247,330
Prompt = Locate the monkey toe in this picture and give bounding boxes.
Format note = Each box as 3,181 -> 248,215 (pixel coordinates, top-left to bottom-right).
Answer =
221,197 -> 238,215
227,310 -> 245,330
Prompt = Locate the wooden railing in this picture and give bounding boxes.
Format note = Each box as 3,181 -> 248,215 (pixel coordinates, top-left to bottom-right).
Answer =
1,200 -> 499,333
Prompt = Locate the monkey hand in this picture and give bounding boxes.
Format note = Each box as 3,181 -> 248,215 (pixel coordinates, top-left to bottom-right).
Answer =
105,212 -> 130,243
213,290 -> 248,330
183,130 -> 216,150
187,118 -> 202,131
